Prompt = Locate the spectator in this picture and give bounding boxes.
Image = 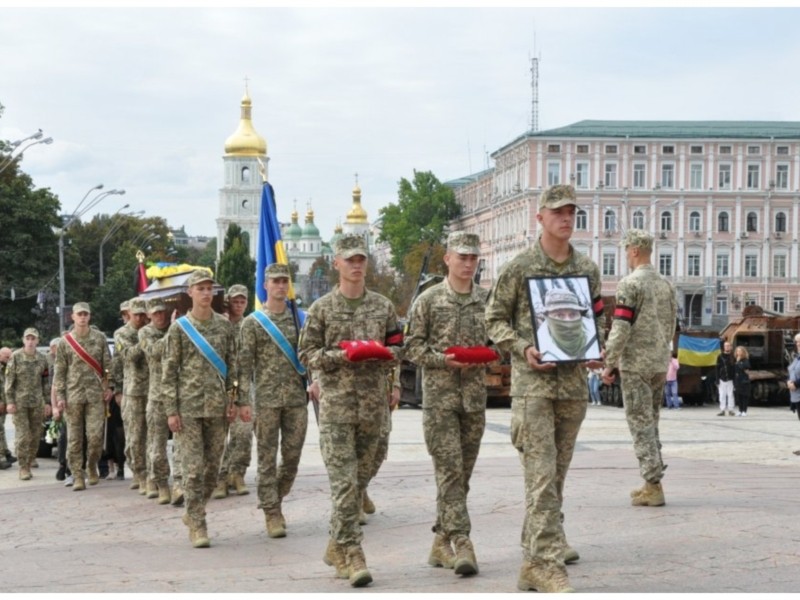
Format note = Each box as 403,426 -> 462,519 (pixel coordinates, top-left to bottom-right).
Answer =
665,352 -> 680,409
733,346 -> 751,417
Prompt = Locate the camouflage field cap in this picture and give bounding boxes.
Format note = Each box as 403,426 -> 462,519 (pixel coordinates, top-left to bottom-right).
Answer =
129,297 -> 147,315
119,300 -> 130,313
621,228 -> 654,252
538,184 -> 578,210
228,284 -> 248,298
186,269 -> 215,287
542,288 -> 588,315
146,298 -> 167,313
49,338 -> 60,348
23,327 -> 40,339
447,231 -> 480,255
265,263 -> 291,279
334,234 -> 368,259
73,302 -> 91,314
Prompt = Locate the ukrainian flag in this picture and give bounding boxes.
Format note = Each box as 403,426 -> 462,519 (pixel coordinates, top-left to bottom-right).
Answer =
677,335 -> 721,367
255,181 -> 295,310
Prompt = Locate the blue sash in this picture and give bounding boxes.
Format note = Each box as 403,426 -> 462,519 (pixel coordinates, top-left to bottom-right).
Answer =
176,316 -> 227,378
251,310 -> 306,376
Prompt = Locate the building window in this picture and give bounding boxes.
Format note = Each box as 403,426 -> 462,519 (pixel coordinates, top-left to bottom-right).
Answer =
716,254 -> 729,277
747,164 -> 760,189
687,253 -> 701,277
661,164 -> 675,189
604,209 -> 617,232
716,296 -> 728,316
773,255 -> 787,278
241,166 -> 251,183
632,210 -> 645,230
576,144 -> 589,154
718,211 -> 729,232
634,145 -> 646,155
744,255 -> 758,278
547,162 -> 561,186
576,209 -> 587,231
747,145 -> 761,155
773,296 -> 786,313
746,211 -> 758,232
605,144 -> 618,155
660,211 -> 673,232
547,144 -> 561,153
604,163 -> 618,189
777,145 -> 789,156
575,162 -> 589,189
633,163 -> 646,189
775,211 -> 787,233
719,163 -> 732,190
662,145 -> 675,155
745,294 -> 758,307
690,163 -> 703,190
690,145 -> 703,154
776,164 -> 789,189
719,145 -> 732,155
689,211 -> 701,232
659,254 -> 673,277
602,253 -> 616,276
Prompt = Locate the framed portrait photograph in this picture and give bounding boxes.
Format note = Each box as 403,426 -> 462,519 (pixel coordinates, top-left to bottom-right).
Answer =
525,275 -> 602,364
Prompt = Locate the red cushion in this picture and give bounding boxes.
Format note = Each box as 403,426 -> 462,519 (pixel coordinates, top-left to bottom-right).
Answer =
338,340 -> 394,362
444,345 -> 500,364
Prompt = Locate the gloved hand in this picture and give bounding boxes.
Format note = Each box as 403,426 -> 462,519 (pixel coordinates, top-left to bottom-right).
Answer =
338,340 -> 394,362
444,346 -> 500,364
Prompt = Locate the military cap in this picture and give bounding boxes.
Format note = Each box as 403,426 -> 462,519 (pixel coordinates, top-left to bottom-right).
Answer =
447,231 -> 481,255
23,327 -> 40,339
73,302 -> 91,314
186,269 -> 215,287
129,297 -> 147,315
334,234 -> 368,259
621,228 -> 654,252
538,184 -> 577,210
146,298 -> 167,313
542,288 -> 587,315
119,300 -> 130,313
228,284 -> 248,298
49,338 -> 60,348
265,263 -> 291,279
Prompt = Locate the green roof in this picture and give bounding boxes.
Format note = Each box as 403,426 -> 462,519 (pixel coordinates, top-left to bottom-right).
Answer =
530,120 -> 800,140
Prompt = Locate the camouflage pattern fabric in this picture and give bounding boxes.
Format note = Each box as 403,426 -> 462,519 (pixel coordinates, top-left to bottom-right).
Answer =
622,371 -> 667,483
122,325 -> 150,481
178,415 -> 227,525
4,350 -> 49,468
485,239 -> 601,566
368,398 -> 392,481
114,323 -> 140,466
254,406 -> 308,510
218,318 -> 252,480
139,323 -> 172,484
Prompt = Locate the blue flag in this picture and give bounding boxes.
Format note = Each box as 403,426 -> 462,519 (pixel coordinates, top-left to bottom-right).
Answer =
255,181 -> 295,309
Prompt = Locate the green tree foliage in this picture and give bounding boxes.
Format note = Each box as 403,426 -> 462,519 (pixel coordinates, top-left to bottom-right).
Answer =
395,241 -> 446,316
378,170 -> 461,271
217,224 -> 256,310
90,242 -> 140,334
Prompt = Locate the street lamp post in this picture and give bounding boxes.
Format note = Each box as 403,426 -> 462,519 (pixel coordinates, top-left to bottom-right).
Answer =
0,132 -> 54,176
98,202 -> 137,285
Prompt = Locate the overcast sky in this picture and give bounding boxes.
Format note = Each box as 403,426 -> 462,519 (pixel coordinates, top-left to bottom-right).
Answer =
3,6 -> 800,243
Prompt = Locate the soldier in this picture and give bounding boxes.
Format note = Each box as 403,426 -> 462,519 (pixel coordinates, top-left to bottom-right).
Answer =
485,185 -> 604,593
0,346 -> 15,469
139,297 -> 176,505
602,229 -> 678,507
162,270 -> 250,548
110,300 -> 133,483
4,328 -> 51,480
406,231 -> 490,576
298,233 -> 403,588
239,264 -> 308,538
214,283 -> 253,499
54,302 -> 115,491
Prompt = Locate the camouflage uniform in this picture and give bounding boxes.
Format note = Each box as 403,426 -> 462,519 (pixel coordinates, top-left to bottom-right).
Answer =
0,357 -> 9,461
161,310 -> 241,529
113,321 -> 138,468
239,303 -> 308,519
121,298 -> 151,487
4,340 -> 49,471
605,229 -> 677,486
406,276 -> 488,542
486,238 -> 603,568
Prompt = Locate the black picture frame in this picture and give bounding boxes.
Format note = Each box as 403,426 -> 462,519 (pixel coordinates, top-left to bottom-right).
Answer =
525,275 -> 602,364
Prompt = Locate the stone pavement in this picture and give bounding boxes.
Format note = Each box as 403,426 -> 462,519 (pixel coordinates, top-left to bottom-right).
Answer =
2,403 -> 800,593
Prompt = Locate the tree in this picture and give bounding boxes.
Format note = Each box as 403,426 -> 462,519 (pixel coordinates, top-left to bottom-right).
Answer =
378,170 -> 461,271
395,241 -> 446,316
217,224 -> 256,309
90,242 -> 140,334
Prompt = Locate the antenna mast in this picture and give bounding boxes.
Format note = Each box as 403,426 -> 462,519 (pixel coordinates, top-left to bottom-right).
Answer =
530,53 -> 539,133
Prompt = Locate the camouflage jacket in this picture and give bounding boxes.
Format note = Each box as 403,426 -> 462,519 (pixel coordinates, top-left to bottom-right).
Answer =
54,328 -> 113,404
406,278 -> 489,412
4,349 -> 49,407
121,325 -> 149,398
485,239 -> 603,400
604,264 -> 677,374
298,286 -> 402,424
111,324 -> 129,394
161,311 -> 242,418
138,323 -> 169,405
239,308 -> 306,410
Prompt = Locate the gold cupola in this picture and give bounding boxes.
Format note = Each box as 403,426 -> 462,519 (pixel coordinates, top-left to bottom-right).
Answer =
224,89 -> 267,156
345,181 -> 368,225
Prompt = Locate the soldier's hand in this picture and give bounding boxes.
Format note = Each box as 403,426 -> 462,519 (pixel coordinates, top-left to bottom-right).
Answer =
389,386 -> 401,409
57,398 -> 67,412
583,359 -> 604,370
444,354 -> 471,369
238,405 -> 252,423
168,414 -> 182,433
6,403 -> 16,415
601,367 -> 616,385
524,346 -> 556,371
307,380 -> 320,402
103,388 -> 114,402
226,403 -> 238,423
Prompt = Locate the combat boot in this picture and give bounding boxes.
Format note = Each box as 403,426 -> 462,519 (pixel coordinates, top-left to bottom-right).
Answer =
631,481 -> 665,507
362,490 -> 376,514
129,478 -> 140,490
87,466 -> 100,486
212,478 -> 228,499
137,475 -> 148,495
171,483 -> 185,506
0,458 -> 10,470
428,532 -> 456,569
31,459 -> 39,468
564,544 -> 580,564
264,510 -> 286,538
72,475 -> 86,491
182,513 -> 210,548
452,534 -> 479,576
323,538 -> 348,579
517,559 -> 575,593
629,482 -> 647,498
145,478 -> 158,499
345,544 -> 373,588
277,503 -> 287,529
231,473 -> 249,496
19,466 -> 32,481
358,510 -> 368,525
157,482 -> 172,505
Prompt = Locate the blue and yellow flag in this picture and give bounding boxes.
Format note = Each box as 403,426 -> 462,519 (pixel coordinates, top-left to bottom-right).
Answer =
255,181 -> 295,310
677,335 -> 721,367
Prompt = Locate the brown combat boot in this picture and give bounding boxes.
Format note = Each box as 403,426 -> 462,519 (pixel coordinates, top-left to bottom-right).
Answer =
323,538 -> 349,579
362,490 -> 376,514
157,482 -> 172,505
630,483 -> 647,498
517,559 -> 575,593
72,475 -> 86,491
182,513 -> 210,548
564,544 -> 580,564
428,532 -> 456,569
631,481 -> 665,507
171,482 -> 185,506
231,473 -> 249,496
452,534 -> 479,576
19,466 -> 32,481
212,477 -> 228,499
129,478 -> 140,490
345,544 -> 373,588
146,479 -> 159,499
265,510 -> 287,538
87,466 -> 100,486
137,475 -> 148,495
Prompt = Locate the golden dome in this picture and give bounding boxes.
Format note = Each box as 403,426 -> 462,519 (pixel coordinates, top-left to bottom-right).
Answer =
224,91 -> 267,156
346,183 -> 368,224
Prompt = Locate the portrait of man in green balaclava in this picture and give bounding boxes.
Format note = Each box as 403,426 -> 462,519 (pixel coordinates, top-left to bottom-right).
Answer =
535,286 -> 600,362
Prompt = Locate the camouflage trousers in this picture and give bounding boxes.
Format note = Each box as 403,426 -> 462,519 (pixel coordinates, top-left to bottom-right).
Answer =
423,407 -> 485,537
146,400 -> 179,485
12,404 -> 45,469
120,394 -> 133,468
65,400 -> 106,479
319,419 -> 382,546
0,413 -> 8,455
177,416 -> 226,525
510,395 -> 586,565
621,370 -> 666,483
368,401 -> 392,481
254,405 -> 308,511
218,419 -> 253,480
125,394 -> 149,480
